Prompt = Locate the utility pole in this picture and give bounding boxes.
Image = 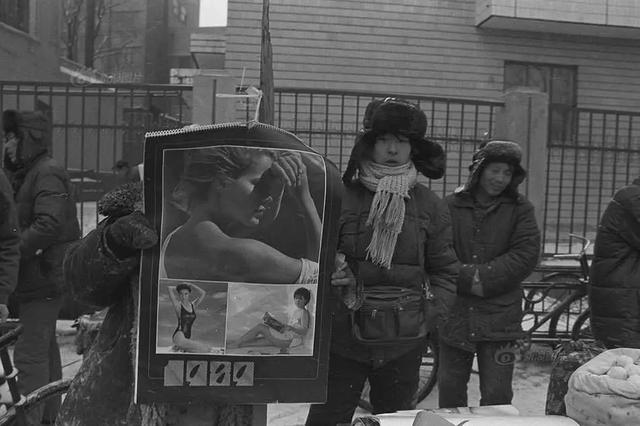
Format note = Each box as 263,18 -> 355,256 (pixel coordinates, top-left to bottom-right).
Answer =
259,0 -> 274,124
84,0 -> 96,67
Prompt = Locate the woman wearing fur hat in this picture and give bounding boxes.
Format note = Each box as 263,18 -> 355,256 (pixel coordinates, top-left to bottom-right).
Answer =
306,98 -> 459,425
438,140 -> 540,408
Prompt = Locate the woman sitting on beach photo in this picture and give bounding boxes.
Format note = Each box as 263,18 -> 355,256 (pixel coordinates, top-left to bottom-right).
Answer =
230,287 -> 312,354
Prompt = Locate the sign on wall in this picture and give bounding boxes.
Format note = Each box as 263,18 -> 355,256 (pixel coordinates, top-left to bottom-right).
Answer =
135,122 -> 341,404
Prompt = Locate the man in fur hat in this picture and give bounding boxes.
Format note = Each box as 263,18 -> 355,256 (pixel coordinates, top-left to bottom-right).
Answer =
439,140 -> 540,408
306,98 -> 459,425
2,109 -> 81,424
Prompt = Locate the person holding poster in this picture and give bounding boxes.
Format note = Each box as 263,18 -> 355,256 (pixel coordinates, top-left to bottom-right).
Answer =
161,146 -> 321,284
306,98 -> 459,425
57,182 -> 254,425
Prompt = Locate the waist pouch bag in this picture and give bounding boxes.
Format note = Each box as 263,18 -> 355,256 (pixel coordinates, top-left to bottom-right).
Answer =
350,284 -> 432,345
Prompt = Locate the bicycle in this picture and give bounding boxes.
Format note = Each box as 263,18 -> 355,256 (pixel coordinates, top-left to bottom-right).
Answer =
0,321 -> 72,426
521,233 -> 592,347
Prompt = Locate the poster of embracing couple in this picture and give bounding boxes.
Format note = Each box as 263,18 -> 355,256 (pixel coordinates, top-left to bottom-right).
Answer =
134,122 -> 341,405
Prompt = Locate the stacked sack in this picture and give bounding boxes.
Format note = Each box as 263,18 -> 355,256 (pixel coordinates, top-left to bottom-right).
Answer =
565,348 -> 640,425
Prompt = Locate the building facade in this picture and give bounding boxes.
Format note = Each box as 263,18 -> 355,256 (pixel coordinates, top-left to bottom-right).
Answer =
222,0 -> 640,253
0,1 -> 64,81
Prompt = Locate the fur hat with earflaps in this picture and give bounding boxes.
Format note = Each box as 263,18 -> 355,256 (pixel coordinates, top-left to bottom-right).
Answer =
2,110 -> 51,169
463,139 -> 526,197
342,98 -> 445,185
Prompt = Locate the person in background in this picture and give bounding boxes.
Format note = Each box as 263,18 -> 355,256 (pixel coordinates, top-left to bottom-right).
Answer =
589,178 -> 640,349
113,160 -> 141,186
0,166 -> 20,322
2,109 -> 81,424
306,98 -> 459,425
439,140 -> 540,409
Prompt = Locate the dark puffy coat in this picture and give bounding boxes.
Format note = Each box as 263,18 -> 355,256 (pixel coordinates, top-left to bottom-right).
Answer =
0,169 -> 20,305
2,110 -> 80,302
442,190 -> 540,351
589,178 -> 640,349
58,184 -> 252,425
330,182 -> 459,364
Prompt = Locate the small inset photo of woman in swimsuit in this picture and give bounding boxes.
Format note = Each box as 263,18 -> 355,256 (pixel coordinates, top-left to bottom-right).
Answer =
158,145 -> 326,285
156,279 -> 228,354
225,284 -> 316,356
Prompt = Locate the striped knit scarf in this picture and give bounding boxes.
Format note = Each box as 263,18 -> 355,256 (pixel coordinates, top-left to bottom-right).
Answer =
359,161 -> 417,269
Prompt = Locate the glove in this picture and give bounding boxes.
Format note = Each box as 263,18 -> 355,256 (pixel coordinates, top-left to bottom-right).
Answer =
104,211 -> 158,259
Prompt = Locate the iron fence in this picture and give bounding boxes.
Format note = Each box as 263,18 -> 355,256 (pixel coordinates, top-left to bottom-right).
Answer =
543,108 -> 640,255
0,81 -> 192,234
242,88 -> 503,198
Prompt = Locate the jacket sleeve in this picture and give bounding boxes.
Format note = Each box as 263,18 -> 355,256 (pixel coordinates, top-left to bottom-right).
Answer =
425,198 -> 460,294
0,171 -> 20,305
20,169 -> 72,257
63,219 -> 139,308
458,201 -> 541,298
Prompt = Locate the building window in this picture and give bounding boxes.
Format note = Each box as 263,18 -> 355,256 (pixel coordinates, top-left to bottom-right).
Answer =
0,0 -> 29,33
504,62 -> 577,144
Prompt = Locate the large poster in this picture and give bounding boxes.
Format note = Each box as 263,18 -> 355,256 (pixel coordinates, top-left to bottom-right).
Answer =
135,123 -> 341,404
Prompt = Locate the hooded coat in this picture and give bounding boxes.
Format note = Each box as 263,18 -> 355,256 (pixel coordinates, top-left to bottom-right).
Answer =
1,110 -> 80,302
589,177 -> 640,349
441,141 -> 541,352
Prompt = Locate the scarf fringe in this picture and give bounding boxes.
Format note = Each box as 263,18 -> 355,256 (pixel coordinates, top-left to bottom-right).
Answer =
362,165 -> 414,269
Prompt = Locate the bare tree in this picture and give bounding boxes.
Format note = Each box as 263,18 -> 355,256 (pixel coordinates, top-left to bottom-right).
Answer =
62,0 -> 134,71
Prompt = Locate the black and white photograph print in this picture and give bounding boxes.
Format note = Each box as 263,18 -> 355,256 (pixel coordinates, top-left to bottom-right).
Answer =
156,279 -> 228,354
158,145 -> 326,285
225,283 -> 317,356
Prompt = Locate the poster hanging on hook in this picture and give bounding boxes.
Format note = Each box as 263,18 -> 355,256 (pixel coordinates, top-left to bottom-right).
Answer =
134,121 -> 341,404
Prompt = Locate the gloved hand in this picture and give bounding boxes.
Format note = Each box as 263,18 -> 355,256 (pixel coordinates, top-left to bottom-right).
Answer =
104,211 -> 158,259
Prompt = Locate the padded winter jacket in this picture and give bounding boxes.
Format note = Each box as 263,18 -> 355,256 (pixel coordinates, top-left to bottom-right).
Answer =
441,189 -> 540,352
330,182 -> 459,365
0,169 -> 20,305
589,178 -> 640,349
3,111 -> 80,302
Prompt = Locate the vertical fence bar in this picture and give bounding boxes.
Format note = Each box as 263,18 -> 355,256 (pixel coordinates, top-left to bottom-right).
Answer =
626,116 -> 633,183
96,87 -> 103,226
339,94 -> 345,170
596,113 -> 607,235
611,113 -> 620,196
324,93 -> 329,155
582,112 -> 594,250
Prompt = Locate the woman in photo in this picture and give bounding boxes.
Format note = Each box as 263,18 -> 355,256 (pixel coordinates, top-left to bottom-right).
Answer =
160,147 -> 321,284
168,282 -> 211,353
231,287 -> 312,354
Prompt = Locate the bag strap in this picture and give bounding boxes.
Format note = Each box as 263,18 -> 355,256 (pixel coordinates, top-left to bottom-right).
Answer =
410,192 -> 433,300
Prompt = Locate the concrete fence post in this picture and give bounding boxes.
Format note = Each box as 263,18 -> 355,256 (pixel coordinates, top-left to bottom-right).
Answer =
494,87 -> 549,232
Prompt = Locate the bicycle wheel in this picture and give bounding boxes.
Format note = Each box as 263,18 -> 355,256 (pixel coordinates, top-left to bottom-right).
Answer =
414,337 -> 439,404
571,309 -> 593,341
531,273 -> 586,338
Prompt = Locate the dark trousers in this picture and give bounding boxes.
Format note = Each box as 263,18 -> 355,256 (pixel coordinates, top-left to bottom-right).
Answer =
438,339 -> 515,408
15,296 -> 62,425
306,348 -> 422,426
